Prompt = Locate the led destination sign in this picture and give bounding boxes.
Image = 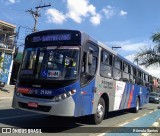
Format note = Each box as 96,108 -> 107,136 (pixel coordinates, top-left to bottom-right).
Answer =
32,34 -> 71,42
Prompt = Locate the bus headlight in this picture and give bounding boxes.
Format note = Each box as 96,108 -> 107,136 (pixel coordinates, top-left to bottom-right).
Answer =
62,93 -> 67,99
55,96 -> 59,101
54,89 -> 76,102
66,91 -> 71,97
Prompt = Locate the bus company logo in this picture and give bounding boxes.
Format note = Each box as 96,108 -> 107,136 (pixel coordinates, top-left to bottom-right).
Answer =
47,70 -> 60,77
116,81 -> 125,91
116,85 -> 123,91
101,80 -> 113,89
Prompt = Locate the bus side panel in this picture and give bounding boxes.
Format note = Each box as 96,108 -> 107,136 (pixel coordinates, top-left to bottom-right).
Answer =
118,84 -> 138,109
74,79 -> 95,117
134,85 -> 149,107
112,81 -> 126,111
125,84 -> 149,109
119,83 -> 132,110
111,82 -> 148,111
94,76 -> 115,113
124,84 -> 135,109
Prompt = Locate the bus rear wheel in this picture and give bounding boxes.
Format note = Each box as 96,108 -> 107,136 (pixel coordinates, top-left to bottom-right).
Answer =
133,97 -> 140,113
91,97 -> 105,124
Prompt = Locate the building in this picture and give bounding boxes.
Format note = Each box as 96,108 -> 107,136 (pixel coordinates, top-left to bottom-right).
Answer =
10,52 -> 22,85
0,20 -> 16,84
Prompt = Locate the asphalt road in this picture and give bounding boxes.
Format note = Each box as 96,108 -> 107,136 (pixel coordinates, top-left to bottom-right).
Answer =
0,99 -> 160,136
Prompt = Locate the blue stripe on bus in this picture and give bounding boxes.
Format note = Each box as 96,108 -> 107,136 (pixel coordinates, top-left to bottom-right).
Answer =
18,80 -> 80,96
119,83 -> 149,110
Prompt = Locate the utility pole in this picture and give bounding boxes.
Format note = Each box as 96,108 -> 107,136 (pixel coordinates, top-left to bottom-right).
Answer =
26,3 -> 51,32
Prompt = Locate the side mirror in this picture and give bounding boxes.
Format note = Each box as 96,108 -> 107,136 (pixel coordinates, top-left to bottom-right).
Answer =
88,52 -> 93,65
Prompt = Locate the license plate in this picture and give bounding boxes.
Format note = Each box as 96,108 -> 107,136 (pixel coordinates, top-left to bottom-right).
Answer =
28,102 -> 38,108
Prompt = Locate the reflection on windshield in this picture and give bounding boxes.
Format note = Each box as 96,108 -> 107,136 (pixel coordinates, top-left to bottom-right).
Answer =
21,46 -> 80,80
22,49 -> 37,70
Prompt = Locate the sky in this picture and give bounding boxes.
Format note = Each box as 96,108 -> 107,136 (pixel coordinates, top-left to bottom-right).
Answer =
0,0 -> 160,78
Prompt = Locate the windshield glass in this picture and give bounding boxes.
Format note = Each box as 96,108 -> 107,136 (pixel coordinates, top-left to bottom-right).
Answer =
21,46 -> 80,80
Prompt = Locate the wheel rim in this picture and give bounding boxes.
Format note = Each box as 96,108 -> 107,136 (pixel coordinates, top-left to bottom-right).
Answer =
97,103 -> 104,119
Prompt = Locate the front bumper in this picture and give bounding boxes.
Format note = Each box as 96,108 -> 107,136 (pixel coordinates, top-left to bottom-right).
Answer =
12,93 -> 75,117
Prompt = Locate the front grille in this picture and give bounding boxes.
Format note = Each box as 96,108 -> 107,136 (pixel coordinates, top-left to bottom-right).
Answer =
18,102 -> 51,112
22,93 -> 54,99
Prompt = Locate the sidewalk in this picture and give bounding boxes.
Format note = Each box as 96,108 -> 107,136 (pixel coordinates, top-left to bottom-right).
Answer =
0,85 -> 15,100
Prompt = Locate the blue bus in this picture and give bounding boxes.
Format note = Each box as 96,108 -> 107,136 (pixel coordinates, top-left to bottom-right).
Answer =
12,30 -> 150,124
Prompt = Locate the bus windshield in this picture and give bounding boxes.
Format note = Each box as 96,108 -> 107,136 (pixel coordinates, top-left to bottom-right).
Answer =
21,46 -> 80,80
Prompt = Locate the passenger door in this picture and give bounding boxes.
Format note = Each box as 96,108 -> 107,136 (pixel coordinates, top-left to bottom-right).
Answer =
79,42 -> 99,116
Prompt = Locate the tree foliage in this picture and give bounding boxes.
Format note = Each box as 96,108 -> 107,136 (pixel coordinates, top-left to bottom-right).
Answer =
0,56 -> 4,69
134,32 -> 160,67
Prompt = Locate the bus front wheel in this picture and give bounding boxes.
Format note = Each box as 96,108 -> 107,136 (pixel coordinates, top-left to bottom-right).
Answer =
91,97 -> 105,124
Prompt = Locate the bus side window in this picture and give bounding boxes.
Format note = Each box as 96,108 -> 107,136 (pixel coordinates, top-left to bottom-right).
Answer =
81,51 -> 97,76
122,62 -> 129,82
132,67 -> 136,84
80,42 -> 99,86
88,53 -> 97,76
136,70 -> 143,85
113,57 -> 122,80
100,50 -> 112,78
81,52 -> 87,73
129,65 -> 133,83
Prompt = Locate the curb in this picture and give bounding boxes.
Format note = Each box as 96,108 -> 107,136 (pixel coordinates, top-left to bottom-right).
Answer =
0,97 -> 13,100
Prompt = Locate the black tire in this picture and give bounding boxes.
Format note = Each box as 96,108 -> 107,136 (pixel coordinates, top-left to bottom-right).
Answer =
133,97 -> 140,113
90,97 -> 105,124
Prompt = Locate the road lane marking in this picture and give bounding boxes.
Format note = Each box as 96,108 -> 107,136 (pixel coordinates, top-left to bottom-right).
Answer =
152,122 -> 159,127
118,122 -> 129,126
141,133 -> 151,136
97,133 -> 106,136
96,109 -> 159,136
133,117 -> 140,120
0,114 -> 40,120
142,113 -> 147,116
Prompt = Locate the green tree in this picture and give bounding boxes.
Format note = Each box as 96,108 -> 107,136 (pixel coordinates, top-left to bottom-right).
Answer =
0,56 -> 4,69
134,32 -> 160,67
0,56 -> 4,79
